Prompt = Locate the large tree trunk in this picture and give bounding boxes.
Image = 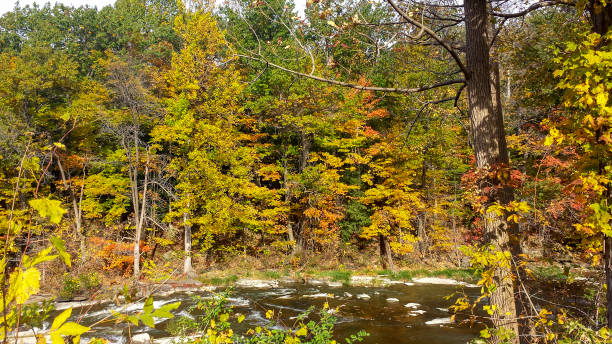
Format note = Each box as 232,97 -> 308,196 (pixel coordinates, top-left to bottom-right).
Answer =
464,0 -> 519,342
587,0 -> 612,329
379,234 -> 394,271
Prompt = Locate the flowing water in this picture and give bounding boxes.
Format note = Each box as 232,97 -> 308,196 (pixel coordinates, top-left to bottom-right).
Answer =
47,281 -> 483,344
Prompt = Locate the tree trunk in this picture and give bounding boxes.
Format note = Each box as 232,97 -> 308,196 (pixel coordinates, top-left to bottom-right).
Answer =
299,132 -> 311,173
56,157 -> 88,262
133,147 -> 149,278
183,211 -> 193,276
379,234 -> 394,271
283,154 -> 297,255
417,214 -> 426,257
464,0 -> 519,341
589,0 -> 612,35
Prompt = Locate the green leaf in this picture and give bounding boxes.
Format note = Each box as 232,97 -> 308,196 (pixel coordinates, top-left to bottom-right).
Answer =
29,198 -> 66,224
140,313 -> 155,328
57,322 -> 90,336
151,301 -> 180,318
126,315 -> 139,326
52,308 -> 72,330
143,297 -> 154,314
50,237 -> 71,268
25,246 -> 57,268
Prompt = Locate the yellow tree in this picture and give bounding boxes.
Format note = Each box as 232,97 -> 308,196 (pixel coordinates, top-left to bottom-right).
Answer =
153,10 -> 282,274
547,30 -> 612,327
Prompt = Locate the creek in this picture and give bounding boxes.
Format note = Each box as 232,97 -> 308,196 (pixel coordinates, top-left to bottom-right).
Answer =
47,279 -> 483,344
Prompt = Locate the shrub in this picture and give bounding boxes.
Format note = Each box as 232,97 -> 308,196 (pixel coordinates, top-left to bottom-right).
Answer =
60,272 -> 101,299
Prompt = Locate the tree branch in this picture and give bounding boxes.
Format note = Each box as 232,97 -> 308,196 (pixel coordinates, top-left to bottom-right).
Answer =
491,0 -> 573,18
386,0 -> 467,76
237,54 -> 465,93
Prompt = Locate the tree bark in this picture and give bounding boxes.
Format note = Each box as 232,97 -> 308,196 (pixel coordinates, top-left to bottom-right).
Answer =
56,157 -> 85,261
379,234 -> 394,271
464,0 -> 519,341
183,210 -> 193,276
133,147 -> 149,278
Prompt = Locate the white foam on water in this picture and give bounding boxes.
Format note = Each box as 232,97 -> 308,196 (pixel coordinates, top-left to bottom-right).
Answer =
304,293 -> 334,298
425,317 -> 452,325
227,297 -> 250,307
277,295 -> 293,299
404,302 -> 420,308
409,310 -> 426,316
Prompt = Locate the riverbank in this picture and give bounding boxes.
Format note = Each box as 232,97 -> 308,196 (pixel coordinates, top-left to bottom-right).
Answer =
44,261 -> 602,303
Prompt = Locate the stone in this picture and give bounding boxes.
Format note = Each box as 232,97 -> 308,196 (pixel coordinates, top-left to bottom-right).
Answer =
132,333 -> 152,344
404,302 -> 420,308
425,317 -> 451,325
411,277 -> 478,288
235,279 -> 279,288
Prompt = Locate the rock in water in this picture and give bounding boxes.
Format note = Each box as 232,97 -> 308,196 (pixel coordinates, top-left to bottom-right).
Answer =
404,302 -> 420,308
235,279 -> 279,288
425,317 -> 451,325
132,333 -> 152,344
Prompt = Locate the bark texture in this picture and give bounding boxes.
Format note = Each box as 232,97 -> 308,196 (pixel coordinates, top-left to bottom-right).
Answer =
464,0 -> 519,341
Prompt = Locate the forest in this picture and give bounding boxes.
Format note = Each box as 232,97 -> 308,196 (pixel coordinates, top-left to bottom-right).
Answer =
0,0 -> 611,343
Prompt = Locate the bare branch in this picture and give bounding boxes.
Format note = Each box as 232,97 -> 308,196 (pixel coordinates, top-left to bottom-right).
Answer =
386,0 -> 467,75
406,95 -> 455,138
237,54 -> 465,93
491,0 -> 573,18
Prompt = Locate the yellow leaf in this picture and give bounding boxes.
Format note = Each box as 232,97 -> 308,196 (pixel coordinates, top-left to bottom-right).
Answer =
11,268 -> 41,305
50,333 -> 64,344
52,308 -> 72,330
295,327 -> 308,337
29,198 -> 66,224
57,322 -> 90,336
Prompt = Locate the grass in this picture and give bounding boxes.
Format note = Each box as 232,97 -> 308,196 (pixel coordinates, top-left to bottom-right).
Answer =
317,270 -> 352,284
532,265 -> 569,281
201,275 -> 238,285
195,265 -> 479,287
263,270 -> 282,279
